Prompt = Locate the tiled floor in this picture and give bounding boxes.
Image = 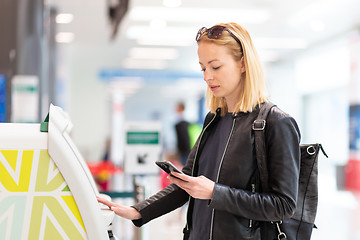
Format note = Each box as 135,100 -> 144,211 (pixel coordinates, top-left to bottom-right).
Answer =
111,160 -> 360,240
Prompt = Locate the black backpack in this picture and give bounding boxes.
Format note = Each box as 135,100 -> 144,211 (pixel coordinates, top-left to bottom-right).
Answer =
253,102 -> 328,240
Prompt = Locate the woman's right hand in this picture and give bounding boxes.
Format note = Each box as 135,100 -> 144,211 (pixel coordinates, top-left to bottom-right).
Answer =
97,196 -> 142,220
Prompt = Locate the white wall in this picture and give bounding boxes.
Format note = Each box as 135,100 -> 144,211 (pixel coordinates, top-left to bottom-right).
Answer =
265,61 -> 303,128
294,34 -> 351,164
59,44 -> 114,161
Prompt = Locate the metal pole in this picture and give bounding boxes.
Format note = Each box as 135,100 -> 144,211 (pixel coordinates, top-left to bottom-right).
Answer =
133,175 -> 145,240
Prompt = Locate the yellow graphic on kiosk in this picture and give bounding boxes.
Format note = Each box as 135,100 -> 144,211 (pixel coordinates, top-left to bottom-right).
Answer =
0,149 -> 86,240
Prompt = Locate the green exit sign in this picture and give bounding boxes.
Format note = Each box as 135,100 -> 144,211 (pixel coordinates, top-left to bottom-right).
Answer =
126,132 -> 159,144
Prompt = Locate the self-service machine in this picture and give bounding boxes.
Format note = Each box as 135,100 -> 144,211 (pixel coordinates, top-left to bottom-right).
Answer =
0,104 -> 114,240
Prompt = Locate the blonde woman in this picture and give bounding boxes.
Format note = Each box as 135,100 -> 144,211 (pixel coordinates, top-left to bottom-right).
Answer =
98,22 -> 300,240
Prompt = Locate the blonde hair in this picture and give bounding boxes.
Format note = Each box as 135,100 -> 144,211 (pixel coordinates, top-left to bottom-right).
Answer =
197,22 -> 268,115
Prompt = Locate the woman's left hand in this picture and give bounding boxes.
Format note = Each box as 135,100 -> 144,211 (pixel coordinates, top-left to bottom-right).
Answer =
168,172 -> 215,200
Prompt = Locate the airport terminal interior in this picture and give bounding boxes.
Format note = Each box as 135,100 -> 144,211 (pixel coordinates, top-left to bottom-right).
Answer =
1,0 -> 360,239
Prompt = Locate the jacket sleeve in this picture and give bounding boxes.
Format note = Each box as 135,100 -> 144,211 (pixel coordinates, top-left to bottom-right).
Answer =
208,108 -> 301,221
131,183 -> 188,227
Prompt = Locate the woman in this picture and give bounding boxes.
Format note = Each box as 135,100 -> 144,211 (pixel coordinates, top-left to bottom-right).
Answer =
97,22 -> 300,240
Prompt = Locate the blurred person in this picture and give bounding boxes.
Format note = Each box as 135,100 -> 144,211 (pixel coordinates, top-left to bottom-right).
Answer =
174,101 -> 191,166
98,22 -> 300,240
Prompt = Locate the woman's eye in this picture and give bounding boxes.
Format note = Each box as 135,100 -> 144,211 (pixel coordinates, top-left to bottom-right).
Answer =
213,66 -> 221,70
201,68 -> 206,72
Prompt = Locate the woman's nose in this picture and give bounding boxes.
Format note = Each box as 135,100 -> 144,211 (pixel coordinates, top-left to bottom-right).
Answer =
203,70 -> 213,82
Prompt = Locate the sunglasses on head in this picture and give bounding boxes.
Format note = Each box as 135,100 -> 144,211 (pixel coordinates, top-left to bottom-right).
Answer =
196,25 -> 243,51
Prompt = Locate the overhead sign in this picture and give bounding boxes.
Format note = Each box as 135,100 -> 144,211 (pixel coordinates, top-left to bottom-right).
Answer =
98,69 -> 202,82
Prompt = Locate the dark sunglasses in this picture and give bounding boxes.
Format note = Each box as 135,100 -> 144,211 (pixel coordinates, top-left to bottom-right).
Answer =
196,25 -> 243,51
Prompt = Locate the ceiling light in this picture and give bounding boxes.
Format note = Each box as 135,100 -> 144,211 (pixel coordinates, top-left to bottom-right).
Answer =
254,37 -> 308,49
122,58 -> 168,69
56,13 -> 74,24
129,47 -> 179,59
56,32 -> 74,43
163,0 -> 182,8
129,7 -> 269,24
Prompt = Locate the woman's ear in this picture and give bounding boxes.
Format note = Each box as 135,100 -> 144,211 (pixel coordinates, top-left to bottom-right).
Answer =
240,56 -> 246,73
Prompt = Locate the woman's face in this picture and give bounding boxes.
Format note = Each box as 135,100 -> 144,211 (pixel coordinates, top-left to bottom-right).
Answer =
198,41 -> 245,111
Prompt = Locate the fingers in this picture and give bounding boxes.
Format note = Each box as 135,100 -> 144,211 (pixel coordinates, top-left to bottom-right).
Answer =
168,173 -> 192,192
96,197 -> 141,220
97,196 -> 116,208
96,196 -> 108,204
170,171 -> 190,182
168,174 -> 215,200
168,175 -> 190,188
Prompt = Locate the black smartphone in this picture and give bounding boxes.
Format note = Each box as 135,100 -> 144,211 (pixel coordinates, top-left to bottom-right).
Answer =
155,160 -> 184,174
155,160 -> 187,181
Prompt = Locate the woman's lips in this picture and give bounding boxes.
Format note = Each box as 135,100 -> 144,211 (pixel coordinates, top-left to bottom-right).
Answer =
209,85 -> 220,91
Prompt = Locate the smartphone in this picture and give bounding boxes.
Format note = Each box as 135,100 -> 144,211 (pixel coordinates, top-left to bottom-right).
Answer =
155,160 -> 184,175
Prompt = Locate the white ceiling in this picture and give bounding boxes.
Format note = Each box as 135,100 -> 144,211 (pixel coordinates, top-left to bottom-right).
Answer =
45,0 -> 360,72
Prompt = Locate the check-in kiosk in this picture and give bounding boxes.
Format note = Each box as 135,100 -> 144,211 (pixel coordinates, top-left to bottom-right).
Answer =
0,104 -> 114,240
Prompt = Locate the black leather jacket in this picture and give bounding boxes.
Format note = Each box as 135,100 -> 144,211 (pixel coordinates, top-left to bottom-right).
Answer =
132,105 -> 301,240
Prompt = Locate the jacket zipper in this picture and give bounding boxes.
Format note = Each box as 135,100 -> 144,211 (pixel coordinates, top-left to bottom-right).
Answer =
185,113 -> 218,233
209,117 -> 236,240
249,183 -> 255,227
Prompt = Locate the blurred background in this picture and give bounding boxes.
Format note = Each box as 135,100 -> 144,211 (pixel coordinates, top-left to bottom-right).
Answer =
1,0 -> 360,239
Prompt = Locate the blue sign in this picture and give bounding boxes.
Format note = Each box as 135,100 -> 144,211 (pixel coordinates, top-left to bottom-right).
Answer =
98,69 -> 202,82
350,104 -> 360,151
0,74 -> 6,122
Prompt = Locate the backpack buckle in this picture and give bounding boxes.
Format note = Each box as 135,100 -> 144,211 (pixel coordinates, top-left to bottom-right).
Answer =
252,120 -> 266,130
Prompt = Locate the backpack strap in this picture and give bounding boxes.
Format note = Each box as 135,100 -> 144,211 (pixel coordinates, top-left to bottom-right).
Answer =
253,102 -> 276,192
254,102 -> 290,240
